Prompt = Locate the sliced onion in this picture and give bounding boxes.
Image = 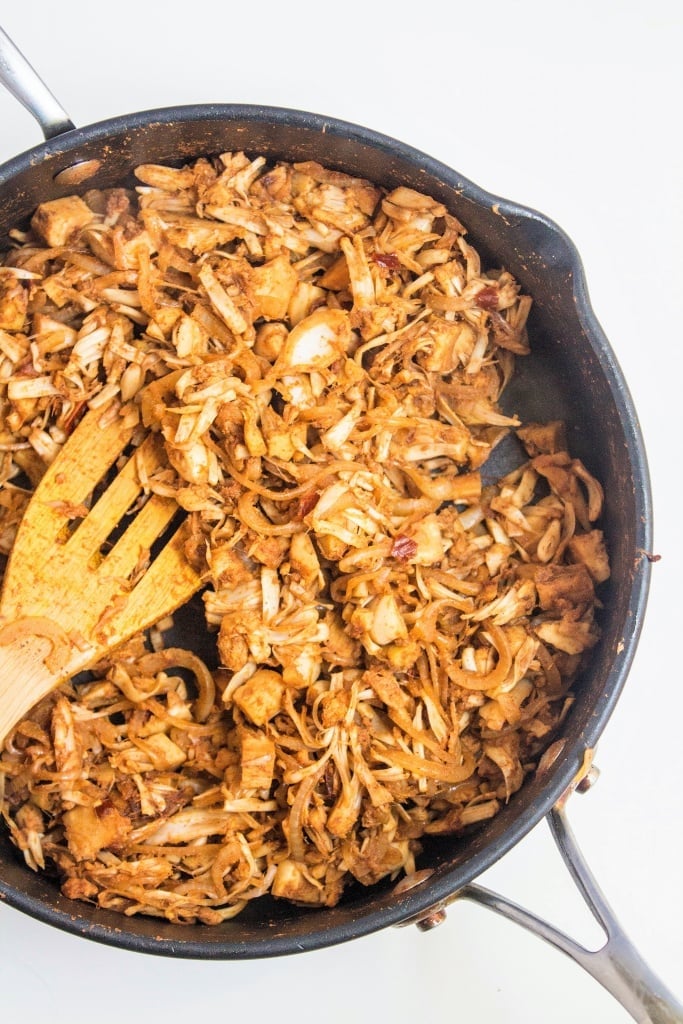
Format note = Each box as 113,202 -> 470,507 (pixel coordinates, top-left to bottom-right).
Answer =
136,647 -> 215,722
287,749 -> 333,862
447,622 -> 513,691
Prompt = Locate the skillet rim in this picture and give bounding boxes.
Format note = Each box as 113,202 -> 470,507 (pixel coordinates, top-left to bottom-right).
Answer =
0,102 -> 654,957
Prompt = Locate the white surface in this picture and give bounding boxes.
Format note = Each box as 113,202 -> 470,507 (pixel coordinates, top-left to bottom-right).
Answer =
0,2 -> 681,1021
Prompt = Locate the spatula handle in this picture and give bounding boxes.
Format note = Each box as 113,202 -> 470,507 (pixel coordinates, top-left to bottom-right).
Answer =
0,619 -> 90,744
0,636 -> 59,743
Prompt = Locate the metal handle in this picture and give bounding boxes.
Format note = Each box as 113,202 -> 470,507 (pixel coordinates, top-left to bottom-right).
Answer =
0,25 -> 75,139
457,774 -> 683,1023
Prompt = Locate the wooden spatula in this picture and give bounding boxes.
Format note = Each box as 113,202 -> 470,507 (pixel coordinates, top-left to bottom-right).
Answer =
0,378 -> 206,744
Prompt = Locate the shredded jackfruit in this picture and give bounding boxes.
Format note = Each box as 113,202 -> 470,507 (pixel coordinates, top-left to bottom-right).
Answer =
0,153 -> 608,923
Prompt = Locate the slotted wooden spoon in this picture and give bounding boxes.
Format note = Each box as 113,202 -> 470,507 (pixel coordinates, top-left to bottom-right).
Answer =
0,378 -> 206,743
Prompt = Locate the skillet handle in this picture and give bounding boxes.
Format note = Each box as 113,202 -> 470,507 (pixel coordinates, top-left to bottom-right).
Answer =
0,26 -> 75,139
457,786 -> 683,1023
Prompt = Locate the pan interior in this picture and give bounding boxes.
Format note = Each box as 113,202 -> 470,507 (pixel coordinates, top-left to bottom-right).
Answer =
0,106 -> 651,957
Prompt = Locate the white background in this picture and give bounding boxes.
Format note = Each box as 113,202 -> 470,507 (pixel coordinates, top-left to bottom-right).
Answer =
0,2 -> 681,1021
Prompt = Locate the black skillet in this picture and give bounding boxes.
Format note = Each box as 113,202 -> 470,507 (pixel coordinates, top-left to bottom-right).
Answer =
0,26 -> 680,1024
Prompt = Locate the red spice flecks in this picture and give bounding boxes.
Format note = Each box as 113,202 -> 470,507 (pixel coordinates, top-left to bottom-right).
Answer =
391,535 -> 418,561
297,490 -> 320,519
62,400 -> 87,436
476,285 -> 500,310
16,358 -> 39,376
94,798 -> 115,820
371,251 -> 401,271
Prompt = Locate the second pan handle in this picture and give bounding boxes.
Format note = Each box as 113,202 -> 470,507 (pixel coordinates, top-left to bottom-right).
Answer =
460,800 -> 682,1023
402,756 -> 683,1024
0,25 -> 75,139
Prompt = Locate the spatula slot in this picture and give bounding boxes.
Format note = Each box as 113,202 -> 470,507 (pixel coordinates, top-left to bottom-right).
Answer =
62,433 -> 169,566
97,498 -> 184,582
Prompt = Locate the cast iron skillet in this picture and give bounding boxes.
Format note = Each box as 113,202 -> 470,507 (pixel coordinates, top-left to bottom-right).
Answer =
0,27 -> 680,1023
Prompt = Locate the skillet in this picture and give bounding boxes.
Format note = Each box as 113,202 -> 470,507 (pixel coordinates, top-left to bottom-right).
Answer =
0,26 -> 679,1023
